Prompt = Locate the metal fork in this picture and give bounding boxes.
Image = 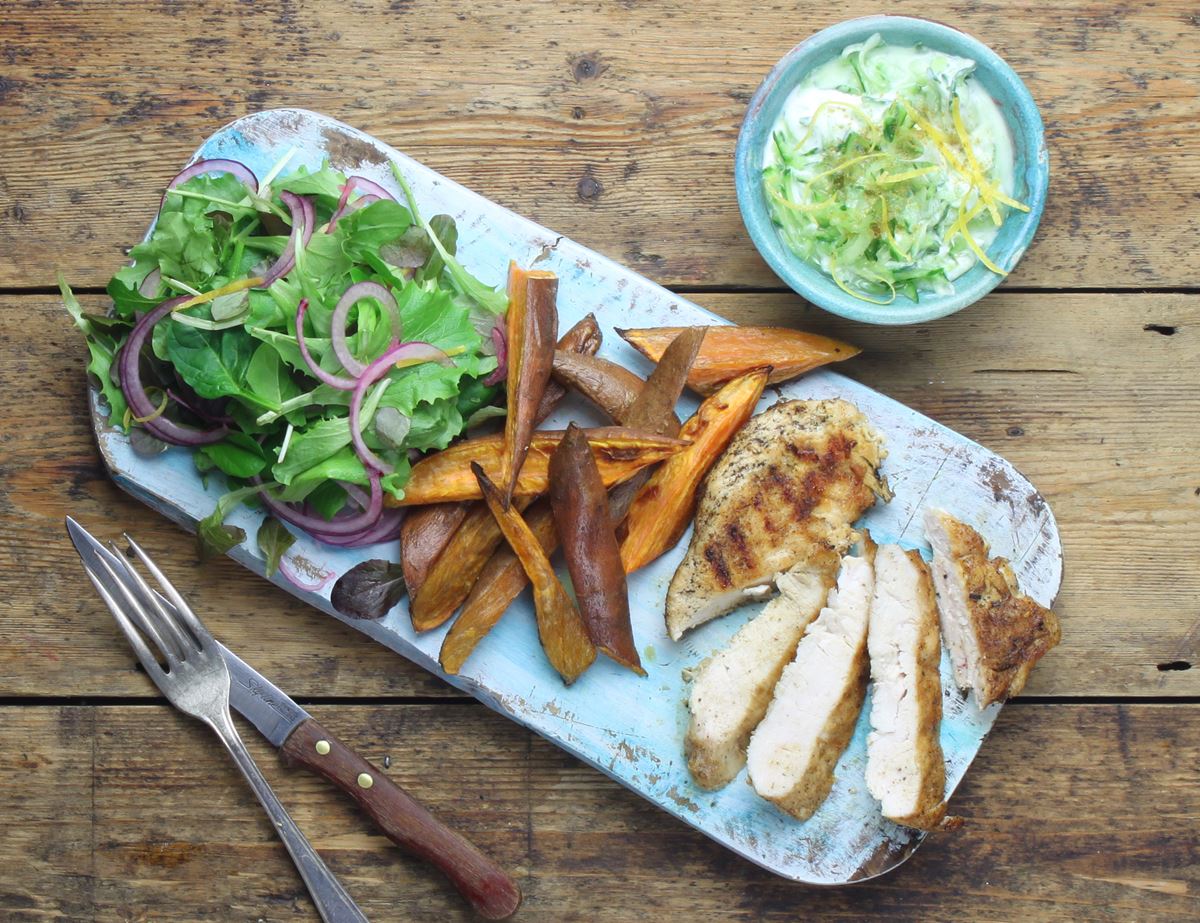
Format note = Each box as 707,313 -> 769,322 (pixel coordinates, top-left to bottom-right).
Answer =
78,528 -> 368,923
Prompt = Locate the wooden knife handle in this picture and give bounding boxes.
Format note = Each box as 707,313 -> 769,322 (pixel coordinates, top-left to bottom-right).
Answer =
280,717 -> 521,920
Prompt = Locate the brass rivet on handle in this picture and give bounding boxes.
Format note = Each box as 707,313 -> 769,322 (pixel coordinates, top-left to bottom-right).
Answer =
315,740 -> 331,756
357,772 -> 374,789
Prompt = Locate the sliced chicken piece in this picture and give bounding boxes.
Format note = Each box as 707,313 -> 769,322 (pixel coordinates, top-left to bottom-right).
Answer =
865,544 -> 946,830
746,553 -> 874,820
684,556 -> 837,790
665,399 -> 888,640
924,509 -> 1062,707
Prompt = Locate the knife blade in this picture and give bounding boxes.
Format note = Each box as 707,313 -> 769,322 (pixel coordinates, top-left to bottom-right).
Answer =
222,647 -> 308,747
68,522 -> 521,920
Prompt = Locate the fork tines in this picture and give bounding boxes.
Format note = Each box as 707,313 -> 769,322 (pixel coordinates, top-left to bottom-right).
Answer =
78,533 -> 216,680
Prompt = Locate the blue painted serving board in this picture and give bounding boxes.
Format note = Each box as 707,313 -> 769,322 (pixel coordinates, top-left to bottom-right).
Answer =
90,109 -> 1063,885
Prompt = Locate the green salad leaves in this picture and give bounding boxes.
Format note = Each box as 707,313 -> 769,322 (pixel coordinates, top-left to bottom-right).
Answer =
66,159 -> 508,557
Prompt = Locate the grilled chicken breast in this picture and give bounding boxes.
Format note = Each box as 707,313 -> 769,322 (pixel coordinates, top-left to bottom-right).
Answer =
746,553 -> 874,821
684,559 -> 836,790
865,544 -> 946,830
924,509 -> 1061,707
665,399 -> 888,640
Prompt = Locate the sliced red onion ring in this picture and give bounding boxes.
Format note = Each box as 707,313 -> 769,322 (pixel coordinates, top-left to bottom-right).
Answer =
341,482 -> 371,509
138,267 -> 162,298
167,158 -> 260,193
117,297 -> 229,446
327,175 -> 394,231
256,472 -> 383,537
307,508 -> 405,547
262,191 -> 314,286
484,321 -> 508,386
327,194 -> 380,231
350,342 -> 452,474
295,299 -> 357,390
331,281 -> 402,377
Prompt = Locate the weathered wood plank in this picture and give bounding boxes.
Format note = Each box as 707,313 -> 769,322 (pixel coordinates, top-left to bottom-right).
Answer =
0,703 -> 1196,921
1,1 -> 1196,289
2,293 -> 1195,697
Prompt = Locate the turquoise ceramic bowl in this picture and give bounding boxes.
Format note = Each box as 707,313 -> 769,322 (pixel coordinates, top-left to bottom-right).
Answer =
735,16 -> 1049,325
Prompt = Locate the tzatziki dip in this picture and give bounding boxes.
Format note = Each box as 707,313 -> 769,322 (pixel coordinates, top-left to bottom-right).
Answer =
762,34 -> 1027,304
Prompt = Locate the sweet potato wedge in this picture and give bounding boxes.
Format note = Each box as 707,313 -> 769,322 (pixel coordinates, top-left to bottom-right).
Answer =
622,325 -> 703,437
501,264 -> 559,507
474,464 -> 595,684
617,325 -> 859,395
439,501 -> 558,675
606,325 -> 704,524
550,424 -> 643,675
434,326 -> 699,666
399,502 -> 470,597
409,497 -> 531,632
535,314 -> 602,421
620,368 -> 769,572
550,351 -> 644,423
406,315 -> 602,629
394,428 -> 687,506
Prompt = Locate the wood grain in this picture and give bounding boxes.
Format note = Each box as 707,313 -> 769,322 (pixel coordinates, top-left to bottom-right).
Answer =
3,292 -> 1196,697
3,4 -> 1194,919
0,702 -> 1196,921
1,1 -> 1197,289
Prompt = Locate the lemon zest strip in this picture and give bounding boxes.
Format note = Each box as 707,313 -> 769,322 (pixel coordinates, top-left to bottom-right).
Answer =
877,165 -> 939,184
172,276 -> 265,312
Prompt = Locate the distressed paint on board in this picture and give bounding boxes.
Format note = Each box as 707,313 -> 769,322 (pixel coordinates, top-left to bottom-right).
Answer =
90,110 -> 1062,885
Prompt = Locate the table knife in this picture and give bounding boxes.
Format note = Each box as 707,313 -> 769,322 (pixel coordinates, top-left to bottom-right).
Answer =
70,524 -> 521,920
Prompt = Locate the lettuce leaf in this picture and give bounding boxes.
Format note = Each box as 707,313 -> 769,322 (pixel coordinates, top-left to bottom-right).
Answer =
71,158 -> 509,555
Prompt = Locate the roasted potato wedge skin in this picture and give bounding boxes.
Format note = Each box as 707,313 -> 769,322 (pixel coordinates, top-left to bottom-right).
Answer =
621,369 -> 769,572
561,312 -> 603,358
439,502 -> 558,675
473,464 -> 595,684
410,498 -> 532,631
550,424 -> 644,675
395,428 -> 687,506
406,315 -> 602,629
623,325 -> 704,437
400,502 -> 470,597
606,325 -> 704,523
550,351 -> 643,423
617,325 -> 859,394
534,314 -> 602,421
501,265 -> 559,507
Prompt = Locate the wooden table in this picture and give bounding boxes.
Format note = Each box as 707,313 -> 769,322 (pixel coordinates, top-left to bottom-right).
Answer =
2,2 -> 1197,919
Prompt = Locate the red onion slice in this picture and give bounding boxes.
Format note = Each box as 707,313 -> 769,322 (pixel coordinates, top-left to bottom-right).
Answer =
350,342 -> 452,474
341,482 -> 371,509
331,281 -> 402,377
483,321 -> 508,386
262,191 -> 315,286
257,472 -> 383,537
117,297 -> 229,446
167,158 -> 260,194
328,176 -> 394,231
306,508 -> 405,547
311,482 -> 404,546
327,195 -> 378,232
295,299 -> 357,391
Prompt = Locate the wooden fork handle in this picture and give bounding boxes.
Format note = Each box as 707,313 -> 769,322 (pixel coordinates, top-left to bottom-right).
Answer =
280,717 -> 521,920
